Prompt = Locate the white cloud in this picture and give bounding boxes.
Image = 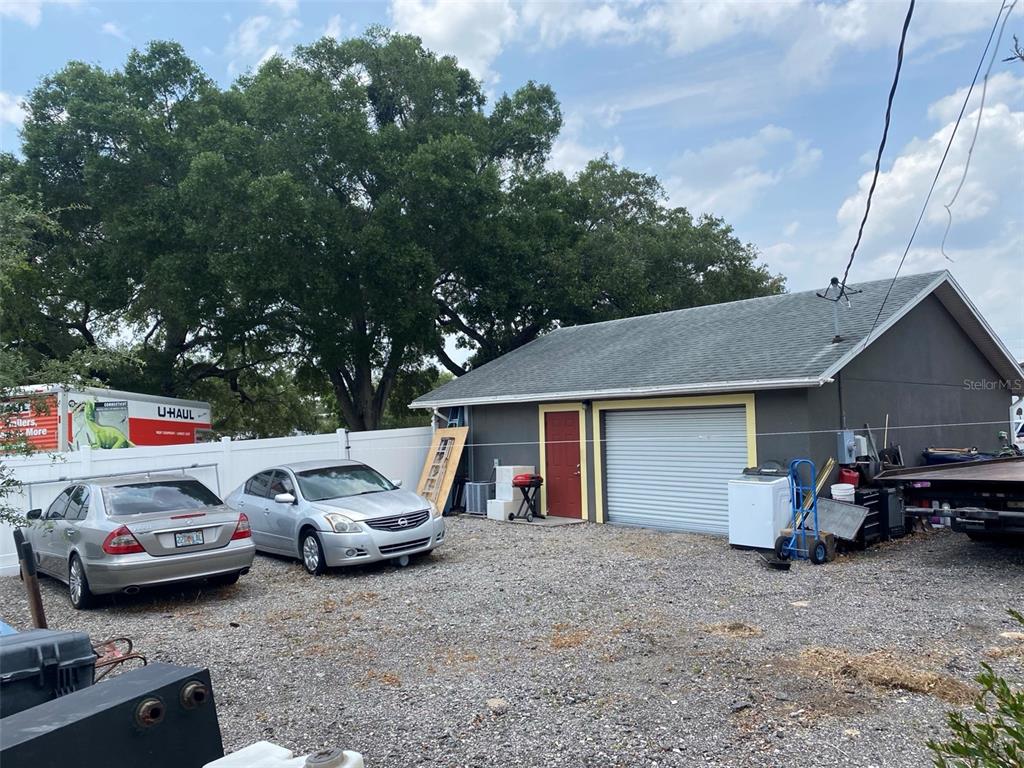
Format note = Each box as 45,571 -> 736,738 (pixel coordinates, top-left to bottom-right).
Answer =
548,113 -> 624,176
644,1 -> 800,57
928,71 -> 1024,124
520,1 -> 639,47
324,13 -> 343,40
263,0 -> 298,15
389,0 -> 517,82
0,0 -> 80,27
0,92 -> 26,128
389,0 -> 1008,95
226,15 -> 302,75
100,21 -> 127,41
780,0 -> 999,87
836,103 -> 1023,240
663,125 -> 822,219
770,89 -> 1024,358
528,1 -> 1010,131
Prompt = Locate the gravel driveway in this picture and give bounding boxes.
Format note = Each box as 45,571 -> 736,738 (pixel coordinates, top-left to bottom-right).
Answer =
2,517 -> 1022,767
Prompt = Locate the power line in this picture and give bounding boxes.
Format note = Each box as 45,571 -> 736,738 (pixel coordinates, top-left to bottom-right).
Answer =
341,419 -> 1018,452
939,0 -> 1018,262
860,0 -> 1013,353
837,0 -> 916,294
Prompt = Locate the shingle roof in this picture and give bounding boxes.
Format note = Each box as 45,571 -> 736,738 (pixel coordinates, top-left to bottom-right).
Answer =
412,270 -> 1020,407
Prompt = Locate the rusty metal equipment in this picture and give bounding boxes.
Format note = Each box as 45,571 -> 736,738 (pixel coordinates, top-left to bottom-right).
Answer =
13,530 -> 46,629
92,637 -> 147,682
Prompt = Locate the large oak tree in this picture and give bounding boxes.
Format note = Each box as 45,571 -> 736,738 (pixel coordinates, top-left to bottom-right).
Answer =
4,31 -> 784,432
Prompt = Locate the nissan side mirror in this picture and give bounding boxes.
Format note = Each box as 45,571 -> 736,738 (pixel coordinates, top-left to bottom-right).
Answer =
392,479 -> 403,488
274,493 -> 296,505
26,508 -> 42,520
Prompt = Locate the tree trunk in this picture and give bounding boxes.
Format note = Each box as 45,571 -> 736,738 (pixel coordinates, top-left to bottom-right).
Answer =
155,323 -> 189,397
326,348 -> 405,432
327,368 -> 365,430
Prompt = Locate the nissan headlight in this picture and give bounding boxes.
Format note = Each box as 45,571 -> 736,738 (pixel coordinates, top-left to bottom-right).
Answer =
429,500 -> 441,519
324,513 -> 360,533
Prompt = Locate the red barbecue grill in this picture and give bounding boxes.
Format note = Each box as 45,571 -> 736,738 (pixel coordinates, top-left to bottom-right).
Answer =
510,473 -> 543,522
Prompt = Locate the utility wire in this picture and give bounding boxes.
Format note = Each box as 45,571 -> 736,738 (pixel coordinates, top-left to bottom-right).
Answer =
837,0 -> 916,294
860,0 -> 1012,353
939,0 -> 1017,262
330,420 -> 1018,452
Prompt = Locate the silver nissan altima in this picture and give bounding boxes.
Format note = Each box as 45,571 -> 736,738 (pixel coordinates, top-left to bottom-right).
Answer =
224,460 -> 446,575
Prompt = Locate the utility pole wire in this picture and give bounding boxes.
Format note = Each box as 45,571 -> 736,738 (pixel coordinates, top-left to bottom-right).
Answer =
939,0 -> 1017,262
859,0 -> 1012,355
838,0 -> 916,295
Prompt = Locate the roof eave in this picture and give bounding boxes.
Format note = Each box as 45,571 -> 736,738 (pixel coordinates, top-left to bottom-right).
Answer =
819,271 -> 1024,393
410,377 -> 828,410
819,272 -> 949,382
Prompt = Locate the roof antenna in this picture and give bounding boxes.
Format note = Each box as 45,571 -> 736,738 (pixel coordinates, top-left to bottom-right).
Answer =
816,277 -> 862,344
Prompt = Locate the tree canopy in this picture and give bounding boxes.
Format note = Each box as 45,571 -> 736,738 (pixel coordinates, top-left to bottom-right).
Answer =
1,30 -> 784,434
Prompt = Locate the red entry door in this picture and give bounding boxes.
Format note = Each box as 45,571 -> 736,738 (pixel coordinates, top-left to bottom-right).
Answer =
544,411 -> 582,518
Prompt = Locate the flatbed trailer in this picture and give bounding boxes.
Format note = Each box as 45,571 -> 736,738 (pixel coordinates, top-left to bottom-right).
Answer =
876,457 -> 1024,540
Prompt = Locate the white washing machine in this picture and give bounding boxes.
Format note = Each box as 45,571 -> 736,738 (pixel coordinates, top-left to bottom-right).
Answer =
727,473 -> 792,549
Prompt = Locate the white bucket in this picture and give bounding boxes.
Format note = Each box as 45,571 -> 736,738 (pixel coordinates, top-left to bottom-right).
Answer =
831,483 -> 856,503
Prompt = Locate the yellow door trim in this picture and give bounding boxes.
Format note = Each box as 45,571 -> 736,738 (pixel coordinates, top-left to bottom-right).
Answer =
538,403 -> 589,520
591,394 -> 757,524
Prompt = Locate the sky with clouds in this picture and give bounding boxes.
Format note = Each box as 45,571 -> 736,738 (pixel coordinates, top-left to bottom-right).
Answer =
1,0 -> 1021,359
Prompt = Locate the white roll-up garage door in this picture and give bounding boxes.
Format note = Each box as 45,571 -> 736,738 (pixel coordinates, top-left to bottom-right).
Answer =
603,407 -> 749,534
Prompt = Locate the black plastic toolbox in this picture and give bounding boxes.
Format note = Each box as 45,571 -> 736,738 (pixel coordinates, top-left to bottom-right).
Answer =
0,629 -> 96,718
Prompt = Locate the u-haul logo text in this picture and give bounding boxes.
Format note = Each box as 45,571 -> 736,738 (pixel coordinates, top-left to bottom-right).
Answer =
157,406 -> 198,420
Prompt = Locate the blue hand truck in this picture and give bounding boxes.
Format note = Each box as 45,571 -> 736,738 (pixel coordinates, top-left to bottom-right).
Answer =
774,458 -> 831,565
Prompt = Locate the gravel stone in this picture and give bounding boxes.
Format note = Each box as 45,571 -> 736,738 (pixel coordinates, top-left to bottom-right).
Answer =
1,518 -> 1021,767
486,697 -> 509,715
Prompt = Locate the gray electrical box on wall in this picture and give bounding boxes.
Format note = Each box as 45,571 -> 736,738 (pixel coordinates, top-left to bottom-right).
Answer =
836,429 -> 857,464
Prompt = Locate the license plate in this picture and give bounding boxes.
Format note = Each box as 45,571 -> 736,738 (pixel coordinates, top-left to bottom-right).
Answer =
175,530 -> 204,547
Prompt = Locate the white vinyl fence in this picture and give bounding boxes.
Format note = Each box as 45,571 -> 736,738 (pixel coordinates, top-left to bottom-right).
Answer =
1,426 -> 432,577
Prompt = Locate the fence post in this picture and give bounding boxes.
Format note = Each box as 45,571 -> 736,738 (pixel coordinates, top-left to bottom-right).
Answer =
80,444 -> 92,477
218,436 -> 231,495
337,428 -> 350,460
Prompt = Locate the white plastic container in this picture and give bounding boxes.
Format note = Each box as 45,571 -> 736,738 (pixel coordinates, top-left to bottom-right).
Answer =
487,499 -> 520,521
204,742 -> 363,768
830,483 -> 856,503
495,465 -> 535,501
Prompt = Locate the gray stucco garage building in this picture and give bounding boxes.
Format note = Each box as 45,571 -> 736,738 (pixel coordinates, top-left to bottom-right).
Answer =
412,271 -> 1023,534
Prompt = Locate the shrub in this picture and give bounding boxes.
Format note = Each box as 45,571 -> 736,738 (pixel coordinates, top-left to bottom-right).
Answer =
928,610 -> 1024,768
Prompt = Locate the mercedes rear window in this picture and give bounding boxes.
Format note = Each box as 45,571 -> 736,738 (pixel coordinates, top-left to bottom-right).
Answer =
103,480 -> 223,516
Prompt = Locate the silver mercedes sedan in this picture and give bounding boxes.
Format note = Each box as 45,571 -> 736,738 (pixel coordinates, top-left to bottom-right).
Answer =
21,474 -> 256,609
224,460 -> 446,575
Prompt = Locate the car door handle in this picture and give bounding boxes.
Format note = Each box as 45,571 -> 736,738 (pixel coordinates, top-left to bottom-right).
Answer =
64,529 -> 77,539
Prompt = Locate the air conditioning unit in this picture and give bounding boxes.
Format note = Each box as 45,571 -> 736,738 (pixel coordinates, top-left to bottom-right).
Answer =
464,482 -> 494,515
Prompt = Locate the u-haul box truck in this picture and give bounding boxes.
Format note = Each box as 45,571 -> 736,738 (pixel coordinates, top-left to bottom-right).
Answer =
5,385 -> 212,452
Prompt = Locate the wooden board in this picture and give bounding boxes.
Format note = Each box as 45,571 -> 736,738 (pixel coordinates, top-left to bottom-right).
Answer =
416,427 -> 468,508
803,456 -> 836,509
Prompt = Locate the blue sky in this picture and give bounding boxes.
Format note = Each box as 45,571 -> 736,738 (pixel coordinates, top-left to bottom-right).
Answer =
1,0 -> 1022,358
